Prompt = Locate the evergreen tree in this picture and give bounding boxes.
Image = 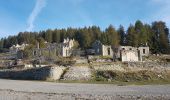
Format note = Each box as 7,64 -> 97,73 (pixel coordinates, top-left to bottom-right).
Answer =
105,25 -> 120,46
81,27 -> 92,48
0,39 -> 4,49
100,32 -> 109,45
52,29 -> 60,43
37,37 -> 46,48
45,29 -> 53,43
117,25 -> 125,45
60,29 -> 67,42
91,26 -> 102,40
126,24 -> 136,46
152,21 -> 170,53
0,22 -> 169,54
134,20 -> 143,46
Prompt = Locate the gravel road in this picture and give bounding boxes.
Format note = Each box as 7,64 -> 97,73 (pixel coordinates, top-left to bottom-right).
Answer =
0,79 -> 169,100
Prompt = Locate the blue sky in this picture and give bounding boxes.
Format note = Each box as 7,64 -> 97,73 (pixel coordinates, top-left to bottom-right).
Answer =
0,0 -> 170,38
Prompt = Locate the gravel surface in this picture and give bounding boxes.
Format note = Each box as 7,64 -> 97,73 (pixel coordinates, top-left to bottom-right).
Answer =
63,66 -> 92,80
0,79 -> 170,100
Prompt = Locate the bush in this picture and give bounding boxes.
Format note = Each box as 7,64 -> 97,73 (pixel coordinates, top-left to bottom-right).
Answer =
94,70 -> 169,82
55,57 -> 76,66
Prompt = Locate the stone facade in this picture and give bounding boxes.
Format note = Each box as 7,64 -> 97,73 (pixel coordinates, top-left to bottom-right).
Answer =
92,40 -> 113,56
63,66 -> 92,81
92,41 -> 149,61
118,46 -> 150,62
61,38 -> 75,57
117,46 -> 137,58
9,43 -> 28,59
102,45 -> 113,56
0,66 -> 66,80
10,44 -> 28,54
92,40 -> 102,55
32,38 -> 75,58
121,50 -> 139,62
138,46 -> 149,56
31,39 -> 149,62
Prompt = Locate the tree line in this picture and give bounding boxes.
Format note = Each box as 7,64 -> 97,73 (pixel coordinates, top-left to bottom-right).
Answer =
0,20 -> 170,54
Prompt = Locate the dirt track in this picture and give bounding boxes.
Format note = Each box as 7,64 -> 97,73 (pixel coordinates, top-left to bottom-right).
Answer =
0,79 -> 170,100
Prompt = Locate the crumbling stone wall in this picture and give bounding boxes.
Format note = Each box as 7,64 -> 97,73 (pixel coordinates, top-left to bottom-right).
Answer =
0,66 -> 66,80
121,50 -> 139,62
127,62 -> 170,72
63,66 -> 92,81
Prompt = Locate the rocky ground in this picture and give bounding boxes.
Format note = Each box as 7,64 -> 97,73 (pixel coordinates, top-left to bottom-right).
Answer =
63,66 -> 92,81
0,79 -> 170,100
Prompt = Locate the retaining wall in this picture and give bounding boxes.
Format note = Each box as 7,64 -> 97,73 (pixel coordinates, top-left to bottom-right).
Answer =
0,66 -> 66,80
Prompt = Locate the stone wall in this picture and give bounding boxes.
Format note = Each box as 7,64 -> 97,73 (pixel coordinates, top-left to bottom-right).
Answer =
121,50 -> 139,62
0,66 -> 66,80
49,66 -> 66,80
138,47 -> 149,56
117,46 -> 150,61
0,60 -> 14,68
0,62 -> 169,81
63,66 -> 92,81
93,63 -> 125,72
102,45 -> 113,56
93,62 -> 170,73
127,62 -> 170,72
92,40 -> 113,56
75,57 -> 88,64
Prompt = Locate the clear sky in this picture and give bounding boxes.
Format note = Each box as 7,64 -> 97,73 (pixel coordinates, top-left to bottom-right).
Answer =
0,0 -> 170,38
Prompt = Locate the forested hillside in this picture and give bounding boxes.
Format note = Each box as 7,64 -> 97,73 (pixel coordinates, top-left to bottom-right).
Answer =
0,20 -> 170,54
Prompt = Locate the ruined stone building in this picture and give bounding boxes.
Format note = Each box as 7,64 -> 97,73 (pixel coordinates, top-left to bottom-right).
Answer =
92,40 -> 150,62
61,38 -> 75,57
33,38 -> 75,58
121,50 -> 139,62
10,43 -> 28,54
92,40 -> 113,57
138,46 -> 150,57
117,46 -> 149,62
9,43 -> 29,59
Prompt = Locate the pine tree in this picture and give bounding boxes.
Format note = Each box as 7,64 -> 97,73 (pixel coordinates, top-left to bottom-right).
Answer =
91,26 -> 102,40
152,21 -> 170,53
105,25 -> 120,46
45,29 -> 53,43
0,39 -> 4,50
126,24 -> 136,46
52,29 -> 60,43
117,25 -> 125,45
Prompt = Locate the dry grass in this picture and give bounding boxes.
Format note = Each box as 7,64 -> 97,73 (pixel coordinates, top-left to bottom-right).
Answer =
93,70 -> 170,83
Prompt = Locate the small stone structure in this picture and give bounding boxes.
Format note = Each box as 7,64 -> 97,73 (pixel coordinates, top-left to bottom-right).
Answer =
92,41 -> 150,62
92,40 -> 113,56
32,38 -> 75,58
9,43 -> 29,59
118,46 -> 150,62
121,50 -> 139,62
10,43 -> 28,54
138,46 -> 150,56
61,38 -> 75,57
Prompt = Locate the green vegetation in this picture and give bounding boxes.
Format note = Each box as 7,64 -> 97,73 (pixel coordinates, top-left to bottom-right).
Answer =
57,69 -> 170,85
0,20 -> 169,54
93,70 -> 170,83
55,57 -> 76,66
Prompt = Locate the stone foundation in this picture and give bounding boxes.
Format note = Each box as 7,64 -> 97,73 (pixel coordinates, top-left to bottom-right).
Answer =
0,62 -> 169,81
0,66 -> 66,81
63,66 -> 92,81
